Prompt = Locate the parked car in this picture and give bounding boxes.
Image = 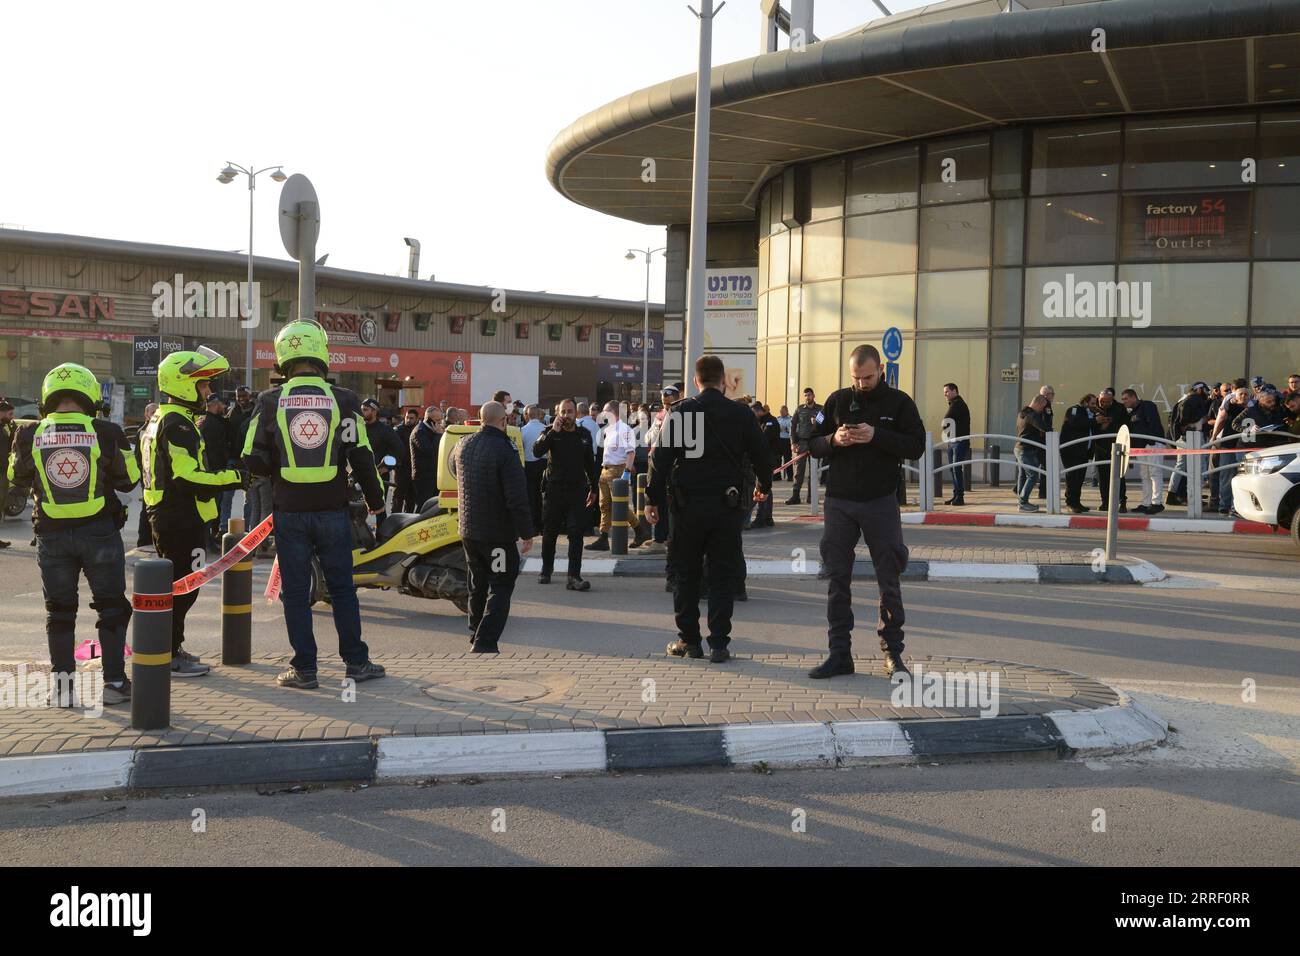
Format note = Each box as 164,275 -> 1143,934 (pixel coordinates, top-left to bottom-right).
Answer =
1230,440 -> 1300,549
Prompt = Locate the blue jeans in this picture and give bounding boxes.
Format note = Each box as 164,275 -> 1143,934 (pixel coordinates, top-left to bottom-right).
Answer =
949,440 -> 970,499
1015,446 -> 1041,505
275,508 -> 367,672
37,515 -> 129,683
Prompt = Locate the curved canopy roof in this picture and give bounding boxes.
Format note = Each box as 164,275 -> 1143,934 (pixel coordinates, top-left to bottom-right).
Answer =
546,0 -> 1300,225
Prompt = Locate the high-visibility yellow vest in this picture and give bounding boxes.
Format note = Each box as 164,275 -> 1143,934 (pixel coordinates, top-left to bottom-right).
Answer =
272,377 -> 344,484
31,413 -> 103,520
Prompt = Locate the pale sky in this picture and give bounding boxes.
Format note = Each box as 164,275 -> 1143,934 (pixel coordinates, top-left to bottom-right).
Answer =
2,0 -> 931,304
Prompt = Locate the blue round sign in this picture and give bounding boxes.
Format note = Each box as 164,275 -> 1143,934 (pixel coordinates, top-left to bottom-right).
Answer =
882,327 -> 903,362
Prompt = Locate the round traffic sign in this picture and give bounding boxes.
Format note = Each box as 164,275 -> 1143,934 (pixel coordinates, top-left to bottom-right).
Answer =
278,174 -> 320,260
882,327 -> 903,362
1115,423 -> 1131,474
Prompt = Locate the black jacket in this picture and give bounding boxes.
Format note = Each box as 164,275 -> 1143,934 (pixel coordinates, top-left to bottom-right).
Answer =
366,419 -> 403,477
945,396 -> 971,440
241,380 -> 384,513
648,387 -> 772,506
395,421 -> 416,481
1091,400 -> 1130,448
1234,403 -> 1289,436
533,423 -> 598,490
453,425 -> 533,541
808,382 -> 925,503
199,412 -> 234,469
759,413 -> 782,458
1171,393 -> 1210,436
410,420 -> 441,486
227,401 -> 256,451
1059,403 -> 1095,461
1127,399 -> 1164,449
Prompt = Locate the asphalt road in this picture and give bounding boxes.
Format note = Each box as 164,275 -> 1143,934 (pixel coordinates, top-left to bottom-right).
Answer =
0,507 -> 1295,866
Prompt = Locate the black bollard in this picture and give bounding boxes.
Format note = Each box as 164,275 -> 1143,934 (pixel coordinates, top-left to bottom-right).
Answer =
932,447 -> 944,500
610,478 -> 629,555
989,443 -> 1001,488
130,558 -> 174,731
221,517 -> 252,666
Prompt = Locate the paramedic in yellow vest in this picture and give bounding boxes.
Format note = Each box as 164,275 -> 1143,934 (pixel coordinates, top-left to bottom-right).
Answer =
141,347 -> 245,677
242,320 -> 387,690
7,363 -> 140,706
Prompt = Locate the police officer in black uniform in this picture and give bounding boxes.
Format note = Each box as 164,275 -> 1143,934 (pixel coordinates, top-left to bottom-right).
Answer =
646,355 -> 771,664
532,398 -> 599,590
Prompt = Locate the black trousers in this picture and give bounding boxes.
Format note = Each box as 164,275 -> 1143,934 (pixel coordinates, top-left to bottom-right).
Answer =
1063,454 -> 1088,507
152,521 -> 207,654
411,478 -> 436,513
392,475 -> 412,514
820,494 -> 909,655
525,459 -> 546,533
136,501 -> 153,547
541,481 -> 587,578
463,537 -> 520,648
667,496 -> 745,648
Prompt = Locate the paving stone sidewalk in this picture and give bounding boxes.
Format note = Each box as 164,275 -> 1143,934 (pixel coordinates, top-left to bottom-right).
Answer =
0,653 -> 1119,756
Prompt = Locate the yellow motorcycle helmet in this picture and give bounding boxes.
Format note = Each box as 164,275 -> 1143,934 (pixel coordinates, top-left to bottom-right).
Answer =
274,320 -> 330,375
40,362 -> 100,415
158,346 -> 229,410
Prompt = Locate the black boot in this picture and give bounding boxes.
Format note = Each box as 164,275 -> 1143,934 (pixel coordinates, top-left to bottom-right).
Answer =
585,534 -> 609,551
808,653 -> 855,679
666,639 -> 703,659
566,576 -> 591,591
538,571 -> 552,584
883,652 -> 910,678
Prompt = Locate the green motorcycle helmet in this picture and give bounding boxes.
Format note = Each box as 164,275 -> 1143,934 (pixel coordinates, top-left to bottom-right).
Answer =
40,363 -> 101,416
158,346 -> 229,410
274,320 -> 330,376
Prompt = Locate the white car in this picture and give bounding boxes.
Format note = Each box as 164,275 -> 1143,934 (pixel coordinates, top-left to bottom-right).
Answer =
1230,440 -> 1300,548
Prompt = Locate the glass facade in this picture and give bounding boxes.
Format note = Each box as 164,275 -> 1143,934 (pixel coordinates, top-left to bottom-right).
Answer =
755,108 -> 1300,438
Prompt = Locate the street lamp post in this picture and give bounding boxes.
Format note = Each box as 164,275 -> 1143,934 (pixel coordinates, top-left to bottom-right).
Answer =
217,162 -> 287,388
626,246 -> 665,403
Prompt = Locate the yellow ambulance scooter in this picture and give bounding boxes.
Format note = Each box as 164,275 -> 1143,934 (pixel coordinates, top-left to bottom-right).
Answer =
306,422 -> 525,613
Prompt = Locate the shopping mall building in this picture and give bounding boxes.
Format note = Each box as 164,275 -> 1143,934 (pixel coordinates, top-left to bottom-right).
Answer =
0,229 -> 663,423
547,0 -> 1300,436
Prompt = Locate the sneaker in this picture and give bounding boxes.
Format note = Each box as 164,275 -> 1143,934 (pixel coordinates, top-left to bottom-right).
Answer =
709,646 -> 731,664
276,667 -> 318,689
1067,503 -> 1088,514
1147,504 -> 1165,515
1017,502 -> 1039,513
470,642 -> 499,654
585,534 -> 609,552
1133,505 -> 1151,515
102,678 -> 132,705
666,639 -> 703,659
174,648 -> 202,664
537,571 -> 552,585
0,539 -> 10,550
639,541 -> 666,554
566,576 -> 591,591
345,660 -> 386,682
171,656 -> 210,677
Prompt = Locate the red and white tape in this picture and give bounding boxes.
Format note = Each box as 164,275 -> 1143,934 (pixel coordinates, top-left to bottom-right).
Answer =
171,515 -> 274,596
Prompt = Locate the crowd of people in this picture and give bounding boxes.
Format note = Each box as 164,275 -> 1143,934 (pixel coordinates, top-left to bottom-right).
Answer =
8,308 -> 1298,707
1002,375 -> 1300,515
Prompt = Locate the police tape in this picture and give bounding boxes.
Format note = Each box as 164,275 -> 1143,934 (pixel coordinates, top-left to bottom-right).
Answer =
264,557 -> 282,604
1126,446 -> 1278,456
171,515 -> 275,596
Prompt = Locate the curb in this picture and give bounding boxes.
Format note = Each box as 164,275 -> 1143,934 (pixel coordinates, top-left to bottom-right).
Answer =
790,511 -> 1285,535
522,556 -> 1164,584
0,699 -> 1167,799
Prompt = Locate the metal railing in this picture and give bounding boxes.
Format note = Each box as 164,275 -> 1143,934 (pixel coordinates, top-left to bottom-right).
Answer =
800,428 -> 1288,517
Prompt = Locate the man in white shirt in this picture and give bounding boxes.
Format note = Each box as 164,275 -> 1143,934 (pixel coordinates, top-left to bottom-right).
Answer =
520,404 -> 547,532
586,401 -> 637,551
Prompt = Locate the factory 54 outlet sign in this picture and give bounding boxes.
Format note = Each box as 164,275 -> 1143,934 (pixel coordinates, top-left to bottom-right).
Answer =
1121,191 -> 1250,258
